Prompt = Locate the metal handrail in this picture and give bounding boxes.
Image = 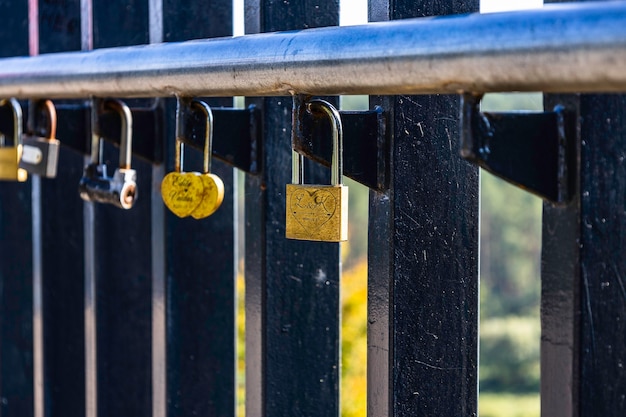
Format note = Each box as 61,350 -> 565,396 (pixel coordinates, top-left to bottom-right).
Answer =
0,1 -> 625,98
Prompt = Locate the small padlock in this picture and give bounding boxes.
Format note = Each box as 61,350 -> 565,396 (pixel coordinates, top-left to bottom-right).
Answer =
161,97 -> 224,219
0,98 -> 28,182
19,100 -> 60,178
188,99 -> 224,219
78,99 -> 137,209
286,99 -> 348,242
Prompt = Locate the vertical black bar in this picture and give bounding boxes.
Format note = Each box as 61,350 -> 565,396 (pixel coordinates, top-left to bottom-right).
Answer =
90,3 -> 152,417
37,2 -> 86,417
577,94 -> 626,417
162,1 -> 236,416
542,97 -> 626,417
540,1 -> 626,416
368,2 -> 479,417
0,2 -> 33,417
542,0 -> 626,406
541,93 -> 581,417
245,1 -> 341,416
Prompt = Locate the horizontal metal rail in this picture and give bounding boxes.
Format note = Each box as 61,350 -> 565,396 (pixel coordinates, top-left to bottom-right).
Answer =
0,1 -> 625,98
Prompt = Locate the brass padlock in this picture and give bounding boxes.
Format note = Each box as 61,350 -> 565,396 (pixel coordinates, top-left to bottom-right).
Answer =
161,97 -> 224,219
20,100 -> 60,178
78,99 -> 137,209
188,99 -> 224,219
0,98 -> 28,182
286,99 -> 348,242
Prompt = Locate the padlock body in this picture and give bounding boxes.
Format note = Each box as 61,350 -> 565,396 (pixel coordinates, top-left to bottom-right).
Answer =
19,135 -> 60,177
0,146 -> 27,182
286,184 -> 348,242
79,164 -> 137,209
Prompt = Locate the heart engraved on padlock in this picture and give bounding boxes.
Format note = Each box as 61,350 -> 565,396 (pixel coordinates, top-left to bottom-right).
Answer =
161,171 -> 205,217
191,173 -> 225,219
288,186 -> 341,235
286,99 -> 348,242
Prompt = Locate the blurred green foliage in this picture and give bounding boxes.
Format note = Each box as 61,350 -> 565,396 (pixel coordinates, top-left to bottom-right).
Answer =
480,170 -> 542,318
480,393 -> 540,417
478,93 -> 542,417
480,316 -> 541,392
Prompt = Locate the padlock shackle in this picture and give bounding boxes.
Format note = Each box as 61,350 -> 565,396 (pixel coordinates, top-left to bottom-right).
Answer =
0,98 -> 23,147
292,99 -> 343,186
90,98 -> 133,169
174,97 -> 185,173
191,99 -> 214,174
27,99 -> 57,139
292,150 -> 304,184
105,99 -> 133,169
175,97 -> 214,174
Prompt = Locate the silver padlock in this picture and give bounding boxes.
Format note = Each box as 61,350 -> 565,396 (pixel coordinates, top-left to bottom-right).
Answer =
19,100 -> 60,178
78,98 -> 137,209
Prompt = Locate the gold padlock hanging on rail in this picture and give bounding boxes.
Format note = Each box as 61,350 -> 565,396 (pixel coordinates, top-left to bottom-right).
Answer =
161,97 -> 224,219
286,99 -> 348,242
187,99 -> 225,219
0,98 -> 28,182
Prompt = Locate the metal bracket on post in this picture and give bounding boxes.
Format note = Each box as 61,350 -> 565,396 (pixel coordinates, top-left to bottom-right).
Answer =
97,100 -> 164,163
13,100 -> 261,172
292,95 -> 389,192
13,100 -> 165,163
460,93 -> 575,204
176,103 -> 261,174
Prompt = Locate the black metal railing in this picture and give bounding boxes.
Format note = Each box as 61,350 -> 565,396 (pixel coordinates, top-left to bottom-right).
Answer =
0,1 -> 623,417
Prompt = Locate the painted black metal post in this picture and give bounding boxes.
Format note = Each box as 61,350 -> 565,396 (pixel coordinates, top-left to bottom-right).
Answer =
0,2 -> 33,416
161,1 -> 236,416
368,1 -> 480,416
89,2 -> 153,417
37,1 -> 86,417
575,95 -> 626,416
542,3 -> 626,415
245,1 -> 341,416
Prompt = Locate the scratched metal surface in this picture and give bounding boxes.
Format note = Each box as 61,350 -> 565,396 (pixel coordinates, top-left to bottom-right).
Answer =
543,90 -> 626,417
368,0 -> 480,416
542,0 -> 626,415
578,94 -> 626,416
244,0 -> 342,416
